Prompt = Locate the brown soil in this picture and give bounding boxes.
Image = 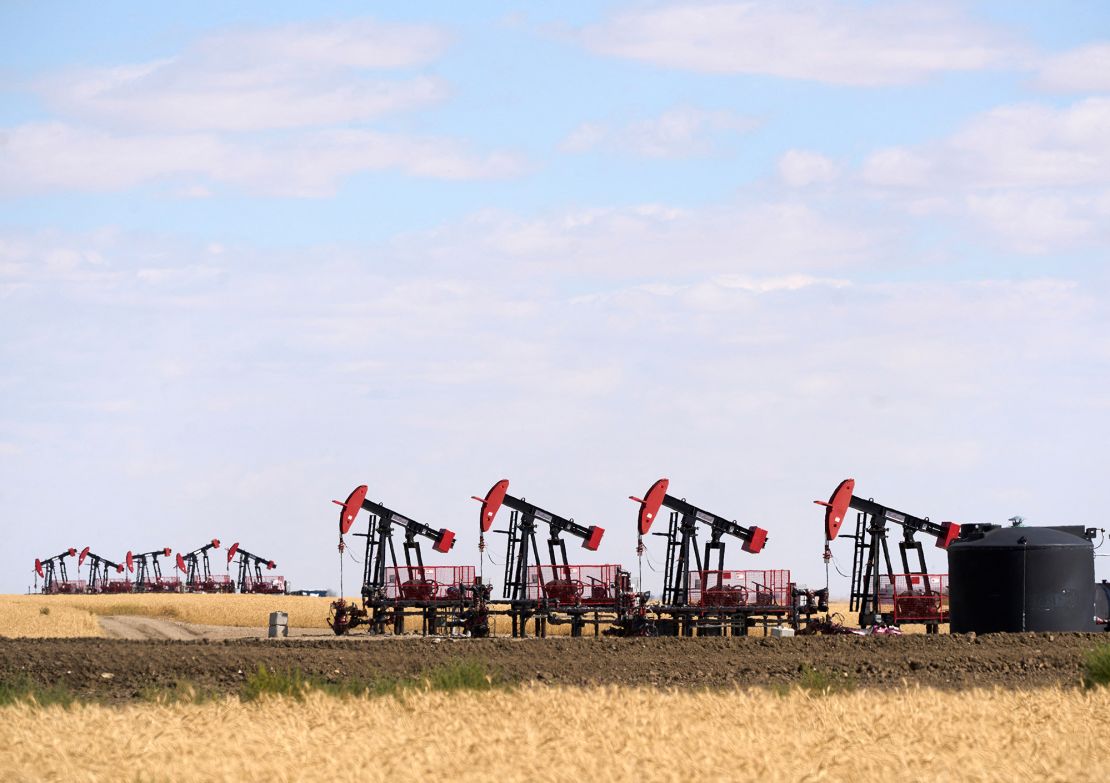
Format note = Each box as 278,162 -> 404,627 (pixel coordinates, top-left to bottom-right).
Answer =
2,633 -> 1106,700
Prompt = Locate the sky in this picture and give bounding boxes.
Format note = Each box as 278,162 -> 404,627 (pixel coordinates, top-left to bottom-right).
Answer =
2,1 -> 1109,597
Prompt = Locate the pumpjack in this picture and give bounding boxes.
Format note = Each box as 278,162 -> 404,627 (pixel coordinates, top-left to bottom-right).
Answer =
628,478 -> 805,636
175,539 -> 232,593
128,547 -> 180,592
33,548 -> 78,594
227,542 -> 285,594
816,478 -> 959,632
474,479 -> 627,637
328,485 -> 481,636
77,547 -> 127,593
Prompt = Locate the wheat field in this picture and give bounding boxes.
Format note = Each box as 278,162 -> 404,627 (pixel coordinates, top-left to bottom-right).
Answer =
0,601 -> 104,639
1,593 -> 938,639
0,594 -> 334,636
0,685 -> 1106,782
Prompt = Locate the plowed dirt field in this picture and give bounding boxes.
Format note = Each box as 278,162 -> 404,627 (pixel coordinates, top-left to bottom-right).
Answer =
1,633 -> 1104,700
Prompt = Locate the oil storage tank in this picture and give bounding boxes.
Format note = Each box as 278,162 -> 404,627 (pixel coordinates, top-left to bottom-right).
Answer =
949,524 -> 1094,633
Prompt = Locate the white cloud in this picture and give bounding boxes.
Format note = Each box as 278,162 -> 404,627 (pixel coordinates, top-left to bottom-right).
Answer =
1035,42 -> 1110,93
410,201 -> 881,279
777,149 -> 838,186
965,192 -> 1097,253
857,97 -> 1110,252
579,1 -> 1018,86
0,122 -> 524,196
38,19 -> 450,132
561,106 -> 758,158
864,98 -> 1110,189
0,17 -> 523,196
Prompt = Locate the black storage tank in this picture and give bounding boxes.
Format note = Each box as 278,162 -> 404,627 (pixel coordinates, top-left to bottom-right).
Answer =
949,525 -> 1094,633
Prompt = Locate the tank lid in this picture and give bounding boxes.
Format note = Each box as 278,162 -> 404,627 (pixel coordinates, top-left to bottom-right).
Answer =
952,524 -> 1093,550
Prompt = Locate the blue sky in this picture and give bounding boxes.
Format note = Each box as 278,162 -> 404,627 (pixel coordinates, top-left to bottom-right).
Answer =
2,1 -> 1109,596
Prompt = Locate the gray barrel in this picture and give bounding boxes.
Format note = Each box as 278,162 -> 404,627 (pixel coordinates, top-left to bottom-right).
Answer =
949,525 -> 1094,633
268,611 -> 289,638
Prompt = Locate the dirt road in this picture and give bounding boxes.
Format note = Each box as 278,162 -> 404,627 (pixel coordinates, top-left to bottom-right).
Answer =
97,615 -> 342,641
2,632 -> 1105,700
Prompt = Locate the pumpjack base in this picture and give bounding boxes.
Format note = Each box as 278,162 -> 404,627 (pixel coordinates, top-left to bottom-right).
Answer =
328,596 -> 490,638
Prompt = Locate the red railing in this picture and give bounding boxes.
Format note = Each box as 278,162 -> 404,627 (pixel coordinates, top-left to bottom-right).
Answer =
244,575 -> 286,594
526,564 -> 623,606
101,579 -> 133,594
876,574 -> 948,623
143,576 -> 183,593
187,575 -> 234,593
688,570 -> 792,609
383,566 -> 475,601
44,580 -> 87,595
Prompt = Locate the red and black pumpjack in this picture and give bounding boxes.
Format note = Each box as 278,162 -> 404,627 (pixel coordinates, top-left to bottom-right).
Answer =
126,547 -> 180,592
474,478 -> 636,637
328,484 -> 486,636
77,547 -> 128,593
227,542 -> 285,594
33,548 -> 79,594
175,539 -> 233,593
628,478 -> 816,636
816,478 -> 959,632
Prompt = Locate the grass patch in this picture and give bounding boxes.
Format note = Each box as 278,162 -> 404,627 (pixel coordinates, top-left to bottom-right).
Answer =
419,659 -> 496,692
0,675 -> 74,708
1082,644 -> 1110,689
89,603 -> 181,619
241,659 -> 499,701
774,664 -> 856,696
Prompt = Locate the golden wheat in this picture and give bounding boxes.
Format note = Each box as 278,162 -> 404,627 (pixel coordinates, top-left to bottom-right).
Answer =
0,601 -> 103,639
0,685 -> 1106,782
0,594 -> 938,638
0,594 -> 334,630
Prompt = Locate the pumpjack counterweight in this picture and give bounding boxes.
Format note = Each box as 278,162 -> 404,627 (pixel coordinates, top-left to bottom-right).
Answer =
328,485 -> 486,637
816,478 -> 959,631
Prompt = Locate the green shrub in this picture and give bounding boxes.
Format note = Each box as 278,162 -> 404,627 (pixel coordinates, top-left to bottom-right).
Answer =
0,675 -> 74,708
242,665 -> 309,701
1082,644 -> 1110,689
241,660 -> 499,701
